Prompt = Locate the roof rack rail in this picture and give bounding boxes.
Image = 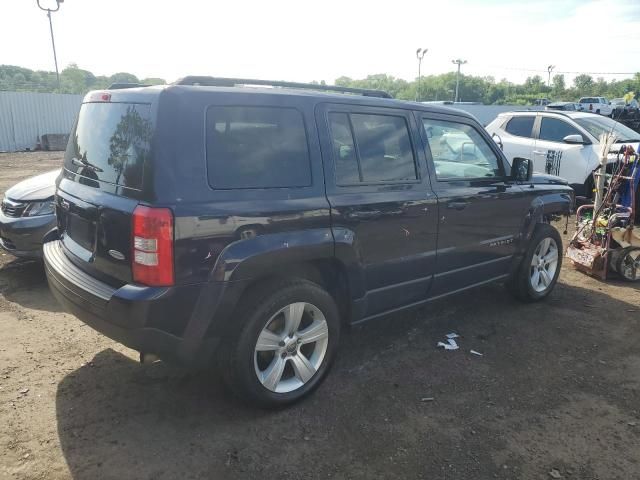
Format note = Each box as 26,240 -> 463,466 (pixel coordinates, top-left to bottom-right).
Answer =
172,76 -> 392,99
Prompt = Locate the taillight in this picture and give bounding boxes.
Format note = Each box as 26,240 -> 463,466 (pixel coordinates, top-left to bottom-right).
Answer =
132,206 -> 174,286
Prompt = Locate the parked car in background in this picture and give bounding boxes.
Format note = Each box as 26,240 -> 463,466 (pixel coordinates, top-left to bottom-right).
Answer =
578,97 -> 613,116
486,111 -> 640,199
610,98 -> 640,118
0,170 -> 59,258
44,78 -> 572,407
546,102 -> 581,111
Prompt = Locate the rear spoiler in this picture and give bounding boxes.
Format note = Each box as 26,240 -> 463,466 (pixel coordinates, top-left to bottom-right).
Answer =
107,83 -> 151,90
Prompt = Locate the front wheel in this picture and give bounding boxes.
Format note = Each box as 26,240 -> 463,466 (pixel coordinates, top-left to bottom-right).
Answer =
508,223 -> 563,302
218,279 -> 340,408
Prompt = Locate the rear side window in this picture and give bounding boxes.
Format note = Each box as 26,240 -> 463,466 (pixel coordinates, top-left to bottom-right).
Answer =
328,112 -> 417,184
505,116 -> 535,138
206,106 -> 311,189
539,117 -> 582,143
65,102 -> 152,190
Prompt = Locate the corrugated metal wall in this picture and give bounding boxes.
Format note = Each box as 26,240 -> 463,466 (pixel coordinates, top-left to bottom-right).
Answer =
0,92 -> 82,152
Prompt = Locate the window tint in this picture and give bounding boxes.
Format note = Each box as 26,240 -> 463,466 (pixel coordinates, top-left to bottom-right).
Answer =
65,102 -> 152,189
505,116 -> 535,138
538,117 -> 582,143
423,118 -> 502,180
328,112 -> 418,184
206,106 -> 311,189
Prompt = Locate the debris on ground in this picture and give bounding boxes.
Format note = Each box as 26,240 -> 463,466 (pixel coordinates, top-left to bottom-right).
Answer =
437,332 -> 460,350
470,350 -> 483,356
549,468 -> 562,478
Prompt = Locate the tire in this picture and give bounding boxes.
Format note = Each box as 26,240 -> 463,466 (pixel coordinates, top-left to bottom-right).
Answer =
612,247 -> 640,282
508,223 -> 563,302
218,279 -> 341,408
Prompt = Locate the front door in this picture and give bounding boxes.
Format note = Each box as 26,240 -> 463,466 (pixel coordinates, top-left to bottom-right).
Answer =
317,104 -> 439,319
532,115 -> 594,187
419,113 -> 531,297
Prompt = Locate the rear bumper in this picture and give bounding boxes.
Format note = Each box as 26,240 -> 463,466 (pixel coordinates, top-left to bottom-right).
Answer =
44,240 -> 243,366
0,211 -> 55,258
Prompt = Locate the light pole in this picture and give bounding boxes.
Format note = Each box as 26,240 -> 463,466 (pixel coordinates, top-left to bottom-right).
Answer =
415,48 -> 428,102
37,0 -> 64,91
452,59 -> 466,103
547,65 -> 555,87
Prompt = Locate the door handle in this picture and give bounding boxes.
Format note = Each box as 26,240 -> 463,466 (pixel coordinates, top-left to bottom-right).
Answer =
447,201 -> 469,210
533,150 -> 546,155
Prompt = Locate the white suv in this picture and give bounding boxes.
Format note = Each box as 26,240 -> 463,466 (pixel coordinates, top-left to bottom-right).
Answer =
578,97 -> 613,116
486,111 -> 640,198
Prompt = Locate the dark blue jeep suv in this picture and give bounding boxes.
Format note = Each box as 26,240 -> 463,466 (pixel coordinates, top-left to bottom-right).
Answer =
44,77 -> 573,407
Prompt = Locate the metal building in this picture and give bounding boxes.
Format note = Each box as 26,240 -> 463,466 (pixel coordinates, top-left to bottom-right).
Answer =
0,91 -> 82,152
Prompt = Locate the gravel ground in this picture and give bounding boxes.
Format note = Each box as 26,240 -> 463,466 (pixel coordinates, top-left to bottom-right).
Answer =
0,152 -> 639,480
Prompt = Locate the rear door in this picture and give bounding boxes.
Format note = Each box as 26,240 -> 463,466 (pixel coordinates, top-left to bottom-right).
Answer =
500,114 -> 536,162
56,99 -> 153,285
317,104 -> 438,318
532,115 -> 593,186
419,113 -> 531,296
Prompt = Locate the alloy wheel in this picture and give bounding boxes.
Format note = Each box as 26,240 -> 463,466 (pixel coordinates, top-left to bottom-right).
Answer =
254,302 -> 329,393
530,237 -> 559,293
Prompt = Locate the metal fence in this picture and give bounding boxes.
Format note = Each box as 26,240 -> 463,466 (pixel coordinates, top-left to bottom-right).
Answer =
0,91 -> 82,152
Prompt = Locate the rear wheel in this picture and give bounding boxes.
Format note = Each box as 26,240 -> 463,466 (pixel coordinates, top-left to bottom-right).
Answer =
508,223 -> 562,302
218,279 -> 340,408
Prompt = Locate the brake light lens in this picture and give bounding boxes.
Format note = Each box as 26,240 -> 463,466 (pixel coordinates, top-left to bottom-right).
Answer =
88,91 -> 111,102
132,206 -> 174,286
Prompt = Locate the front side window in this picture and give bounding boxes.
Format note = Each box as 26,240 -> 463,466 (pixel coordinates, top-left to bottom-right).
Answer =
206,106 -> 311,189
505,116 -> 535,138
328,112 -> 418,184
423,118 -> 502,180
538,117 -> 582,143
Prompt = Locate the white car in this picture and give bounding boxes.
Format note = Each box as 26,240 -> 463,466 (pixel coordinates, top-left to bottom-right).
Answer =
486,111 -> 640,198
578,97 -> 613,116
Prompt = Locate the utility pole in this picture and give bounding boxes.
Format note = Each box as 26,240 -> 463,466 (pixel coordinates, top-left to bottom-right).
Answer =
37,0 -> 64,91
415,48 -> 428,102
547,65 -> 555,87
452,59 -> 466,103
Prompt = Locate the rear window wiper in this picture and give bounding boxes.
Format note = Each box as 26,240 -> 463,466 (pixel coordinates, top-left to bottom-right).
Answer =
71,157 -> 104,173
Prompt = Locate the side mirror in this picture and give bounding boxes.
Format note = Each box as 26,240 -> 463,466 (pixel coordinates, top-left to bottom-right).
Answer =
511,157 -> 533,183
563,134 -> 585,145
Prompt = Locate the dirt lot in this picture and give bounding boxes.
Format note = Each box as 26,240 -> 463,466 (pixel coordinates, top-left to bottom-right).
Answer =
0,152 -> 639,480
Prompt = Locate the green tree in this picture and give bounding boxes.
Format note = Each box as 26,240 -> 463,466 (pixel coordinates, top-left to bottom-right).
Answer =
573,74 -> 594,93
140,77 -> 166,86
551,74 -> 565,97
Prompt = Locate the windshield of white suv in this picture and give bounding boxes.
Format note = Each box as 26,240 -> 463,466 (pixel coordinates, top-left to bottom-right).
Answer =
574,116 -> 640,143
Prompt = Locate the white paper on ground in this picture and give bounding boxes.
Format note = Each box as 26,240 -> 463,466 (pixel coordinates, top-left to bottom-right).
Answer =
437,339 -> 459,350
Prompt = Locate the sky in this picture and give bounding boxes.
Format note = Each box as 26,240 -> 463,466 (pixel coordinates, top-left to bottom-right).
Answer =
2,0 -> 640,85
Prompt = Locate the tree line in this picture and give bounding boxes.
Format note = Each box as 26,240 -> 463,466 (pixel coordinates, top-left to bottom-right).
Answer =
1,63 -> 638,105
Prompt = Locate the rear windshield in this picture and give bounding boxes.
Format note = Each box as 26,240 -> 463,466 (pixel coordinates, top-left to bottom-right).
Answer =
206,106 -> 311,189
65,102 -> 152,190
